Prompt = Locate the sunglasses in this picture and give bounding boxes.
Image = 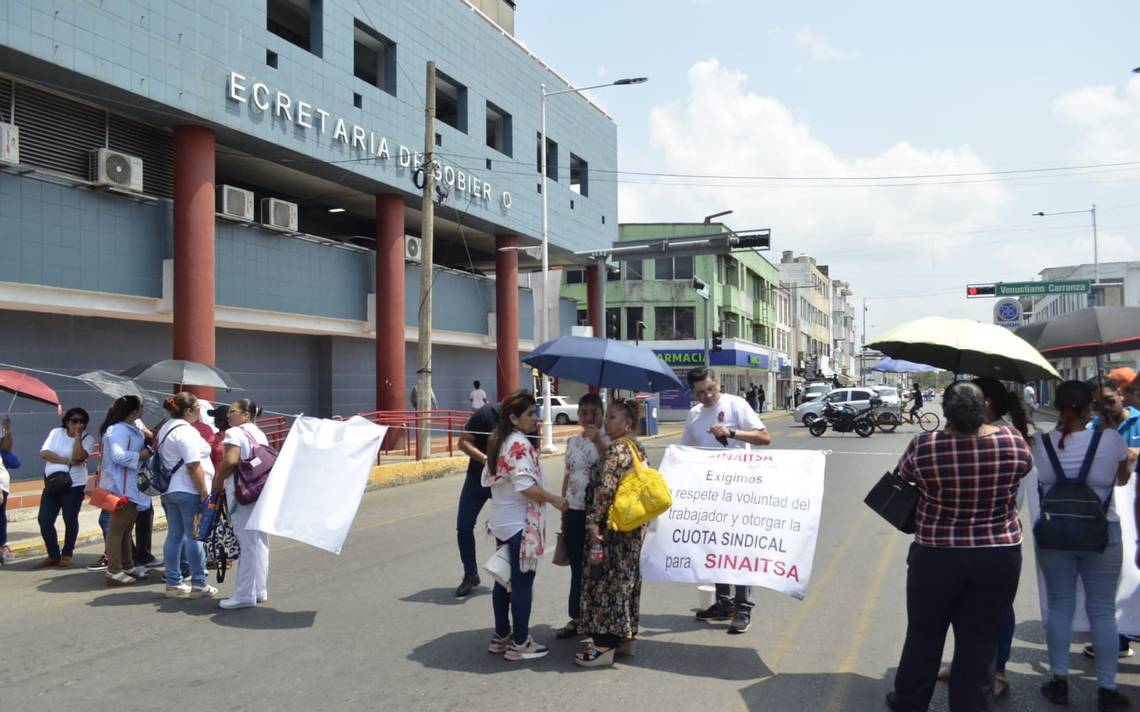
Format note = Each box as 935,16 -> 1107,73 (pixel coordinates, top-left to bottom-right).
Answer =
68,417 -> 88,424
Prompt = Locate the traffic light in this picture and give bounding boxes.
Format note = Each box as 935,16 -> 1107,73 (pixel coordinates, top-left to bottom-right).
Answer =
711,330 -> 724,353
966,284 -> 997,298
607,311 -> 619,339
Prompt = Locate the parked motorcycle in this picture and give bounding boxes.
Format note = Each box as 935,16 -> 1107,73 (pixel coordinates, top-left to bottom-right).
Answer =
809,398 -> 877,438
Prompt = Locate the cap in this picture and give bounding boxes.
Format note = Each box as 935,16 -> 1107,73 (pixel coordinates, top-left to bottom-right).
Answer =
207,405 -> 230,418
1107,367 -> 1137,391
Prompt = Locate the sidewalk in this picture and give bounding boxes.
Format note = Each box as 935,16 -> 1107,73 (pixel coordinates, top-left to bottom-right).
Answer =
3,416 -> 744,562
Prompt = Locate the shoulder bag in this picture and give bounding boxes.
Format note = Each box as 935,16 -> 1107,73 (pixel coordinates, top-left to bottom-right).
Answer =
864,467 -> 919,534
607,440 -> 672,532
233,427 -> 278,505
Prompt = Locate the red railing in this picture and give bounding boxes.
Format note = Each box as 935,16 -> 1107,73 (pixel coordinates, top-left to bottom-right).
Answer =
254,415 -> 289,450
352,409 -> 470,462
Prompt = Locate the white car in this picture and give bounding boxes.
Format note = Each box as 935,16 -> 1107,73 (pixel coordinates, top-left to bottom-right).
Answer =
801,383 -> 832,404
795,387 -> 881,424
872,387 -> 901,408
546,395 -> 579,425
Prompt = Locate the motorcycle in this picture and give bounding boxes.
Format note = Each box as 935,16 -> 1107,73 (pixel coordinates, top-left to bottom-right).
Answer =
809,397 -> 878,438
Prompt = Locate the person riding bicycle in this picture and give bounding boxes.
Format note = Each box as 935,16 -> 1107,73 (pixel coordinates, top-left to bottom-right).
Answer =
910,384 -> 924,423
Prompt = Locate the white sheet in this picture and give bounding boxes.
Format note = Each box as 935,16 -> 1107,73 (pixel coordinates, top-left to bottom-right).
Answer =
247,416 -> 387,555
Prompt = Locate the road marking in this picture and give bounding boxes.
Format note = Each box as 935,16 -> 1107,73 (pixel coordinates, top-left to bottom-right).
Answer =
822,528 -> 903,712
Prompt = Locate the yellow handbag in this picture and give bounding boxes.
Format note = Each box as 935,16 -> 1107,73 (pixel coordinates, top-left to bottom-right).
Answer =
607,440 -> 673,532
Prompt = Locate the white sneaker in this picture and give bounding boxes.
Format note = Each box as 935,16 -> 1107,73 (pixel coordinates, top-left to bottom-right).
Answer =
257,593 -> 268,603
1,545 -> 14,563
105,571 -> 136,587
218,597 -> 256,610
503,635 -> 549,661
190,584 -> 219,599
125,566 -> 149,579
164,583 -> 192,598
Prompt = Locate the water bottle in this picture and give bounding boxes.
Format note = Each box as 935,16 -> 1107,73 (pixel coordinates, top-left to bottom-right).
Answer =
589,542 -> 604,572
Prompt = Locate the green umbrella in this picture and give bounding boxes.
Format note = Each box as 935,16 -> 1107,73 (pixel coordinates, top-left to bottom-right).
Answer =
866,316 -> 1061,383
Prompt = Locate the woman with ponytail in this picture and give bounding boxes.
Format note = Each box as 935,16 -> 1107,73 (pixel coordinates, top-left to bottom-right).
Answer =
97,396 -> 153,586
1033,380 -> 1131,710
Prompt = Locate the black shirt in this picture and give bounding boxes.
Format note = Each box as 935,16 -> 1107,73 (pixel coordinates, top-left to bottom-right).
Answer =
465,403 -> 500,479
913,388 -> 924,408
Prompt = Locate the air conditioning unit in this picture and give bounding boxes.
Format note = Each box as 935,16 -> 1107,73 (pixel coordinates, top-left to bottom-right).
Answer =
90,148 -> 144,191
216,185 -> 255,222
260,197 -> 298,232
0,123 -> 18,165
404,235 -> 422,263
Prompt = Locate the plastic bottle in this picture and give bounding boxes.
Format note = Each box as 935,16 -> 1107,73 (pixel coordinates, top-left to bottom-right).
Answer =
589,542 -> 604,570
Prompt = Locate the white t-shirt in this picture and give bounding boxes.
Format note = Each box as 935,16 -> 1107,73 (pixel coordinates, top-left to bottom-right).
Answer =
469,389 -> 489,410
41,427 -> 96,486
222,422 -> 270,460
1033,429 -> 1128,521
563,433 -> 610,510
681,393 -> 766,449
156,420 -> 215,497
1024,385 -> 1037,407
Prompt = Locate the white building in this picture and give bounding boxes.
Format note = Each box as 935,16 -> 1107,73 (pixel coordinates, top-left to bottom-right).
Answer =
831,280 -> 859,385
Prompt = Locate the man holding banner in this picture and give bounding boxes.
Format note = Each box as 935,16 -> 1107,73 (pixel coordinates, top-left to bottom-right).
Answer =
680,368 -> 771,634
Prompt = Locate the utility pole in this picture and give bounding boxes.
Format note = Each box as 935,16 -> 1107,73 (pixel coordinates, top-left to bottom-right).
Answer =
416,61 -> 436,461
860,297 -> 867,387
1091,203 -> 1100,291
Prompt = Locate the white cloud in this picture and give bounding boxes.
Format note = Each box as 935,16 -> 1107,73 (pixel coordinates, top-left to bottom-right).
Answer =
1055,77 -> 1140,163
793,30 -> 843,62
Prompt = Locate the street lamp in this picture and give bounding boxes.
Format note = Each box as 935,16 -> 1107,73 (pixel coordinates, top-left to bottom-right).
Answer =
539,76 -> 647,452
1032,205 -> 1099,288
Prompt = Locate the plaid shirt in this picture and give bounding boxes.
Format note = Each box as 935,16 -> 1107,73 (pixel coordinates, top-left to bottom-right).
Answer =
898,425 -> 1033,548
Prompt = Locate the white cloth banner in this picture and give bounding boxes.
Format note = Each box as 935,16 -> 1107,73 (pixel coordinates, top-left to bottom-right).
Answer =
1025,469 -> 1140,635
640,445 -> 826,599
247,416 -> 387,555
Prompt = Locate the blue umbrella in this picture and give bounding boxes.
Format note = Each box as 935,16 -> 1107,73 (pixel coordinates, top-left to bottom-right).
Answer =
870,357 -> 941,374
523,336 -> 686,392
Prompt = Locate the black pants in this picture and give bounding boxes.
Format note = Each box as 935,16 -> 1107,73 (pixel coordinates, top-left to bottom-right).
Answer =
456,474 -> 491,579
562,509 -> 587,621
716,583 -> 754,613
133,506 -> 156,566
892,543 -> 1021,712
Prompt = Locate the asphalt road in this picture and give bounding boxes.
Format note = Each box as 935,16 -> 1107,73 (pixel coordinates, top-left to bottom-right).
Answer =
2,417 -> 1138,711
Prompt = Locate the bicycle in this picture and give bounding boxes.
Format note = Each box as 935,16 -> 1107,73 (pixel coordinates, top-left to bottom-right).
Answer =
898,398 -> 940,432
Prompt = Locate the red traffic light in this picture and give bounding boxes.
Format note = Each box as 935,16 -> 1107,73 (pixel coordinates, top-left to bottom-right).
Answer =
966,284 -> 996,298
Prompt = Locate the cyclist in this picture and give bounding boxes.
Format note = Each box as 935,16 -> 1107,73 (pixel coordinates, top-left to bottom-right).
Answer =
909,384 -> 924,423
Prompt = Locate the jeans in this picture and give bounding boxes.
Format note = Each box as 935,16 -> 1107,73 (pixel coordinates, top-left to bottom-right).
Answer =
161,492 -> 207,587
491,532 -> 536,645
38,483 -> 86,558
98,509 -> 110,539
892,543 -> 1021,712
716,583 -> 754,613
456,474 -> 491,579
133,505 -> 155,566
562,509 -> 587,621
231,502 -> 269,604
1,490 -> 8,546
1038,520 -> 1123,689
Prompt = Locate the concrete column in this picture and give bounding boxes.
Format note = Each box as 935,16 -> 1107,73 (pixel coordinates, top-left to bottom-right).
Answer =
172,126 -> 216,401
375,194 -> 406,424
495,234 -> 520,400
585,262 -> 605,394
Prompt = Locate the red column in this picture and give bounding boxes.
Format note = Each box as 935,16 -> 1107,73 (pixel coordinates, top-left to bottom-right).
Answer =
375,194 -> 406,421
495,234 -> 519,400
585,263 -> 602,394
172,126 -> 216,402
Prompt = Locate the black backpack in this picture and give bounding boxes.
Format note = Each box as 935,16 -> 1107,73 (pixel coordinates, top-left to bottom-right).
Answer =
138,423 -> 188,497
1033,429 -> 1108,552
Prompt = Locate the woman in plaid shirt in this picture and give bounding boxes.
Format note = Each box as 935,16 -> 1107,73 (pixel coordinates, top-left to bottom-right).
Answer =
887,381 -> 1033,712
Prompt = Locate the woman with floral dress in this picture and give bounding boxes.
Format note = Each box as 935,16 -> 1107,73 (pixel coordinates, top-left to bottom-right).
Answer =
555,393 -> 608,639
482,390 -> 569,662
576,398 -> 648,668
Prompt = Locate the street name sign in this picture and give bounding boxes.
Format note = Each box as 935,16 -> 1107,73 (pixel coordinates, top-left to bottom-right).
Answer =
995,280 -> 1091,297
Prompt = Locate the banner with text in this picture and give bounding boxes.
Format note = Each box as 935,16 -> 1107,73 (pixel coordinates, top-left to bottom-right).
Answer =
640,445 -> 826,599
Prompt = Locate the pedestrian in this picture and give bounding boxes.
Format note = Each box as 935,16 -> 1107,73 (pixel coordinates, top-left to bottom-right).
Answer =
1,417 -> 15,564
214,398 -> 271,610
98,396 -> 154,586
156,392 -> 217,600
1024,381 -> 1038,418
756,385 -> 766,414
482,390 -> 568,661
682,367 -> 770,634
555,393 -> 607,639
208,404 -> 230,472
35,407 -> 95,569
746,383 -> 758,412
410,384 -> 438,410
453,400 -> 500,597
794,386 -> 802,407
131,417 -> 158,571
469,380 -> 489,411
1124,372 -> 1140,411
1034,380 -> 1131,711
886,382 -> 1032,712
575,398 -> 648,668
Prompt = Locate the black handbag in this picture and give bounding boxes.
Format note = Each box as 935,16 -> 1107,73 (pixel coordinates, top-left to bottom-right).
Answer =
864,468 -> 919,534
44,471 -> 73,497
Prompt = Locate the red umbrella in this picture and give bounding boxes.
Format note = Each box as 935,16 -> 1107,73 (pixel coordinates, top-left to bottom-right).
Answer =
0,370 -> 62,414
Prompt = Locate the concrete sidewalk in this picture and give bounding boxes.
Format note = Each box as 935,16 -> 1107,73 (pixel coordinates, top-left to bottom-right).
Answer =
2,415 -> 765,562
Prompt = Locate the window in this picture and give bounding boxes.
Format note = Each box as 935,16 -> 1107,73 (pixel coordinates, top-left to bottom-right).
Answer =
724,313 -> 738,339
622,260 -> 643,281
565,269 -> 584,285
266,49 -> 278,68
353,20 -> 396,96
606,308 -> 621,338
625,307 -> 644,340
569,153 -> 588,196
435,70 -> 467,132
724,258 -> 739,288
485,101 -> 512,155
536,133 -> 558,180
655,256 -> 694,281
267,0 -> 322,55
655,307 -> 695,340
607,267 -> 620,282
576,309 -> 588,326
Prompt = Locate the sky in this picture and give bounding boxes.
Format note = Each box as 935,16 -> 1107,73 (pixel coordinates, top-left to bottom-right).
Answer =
515,1 -> 1140,343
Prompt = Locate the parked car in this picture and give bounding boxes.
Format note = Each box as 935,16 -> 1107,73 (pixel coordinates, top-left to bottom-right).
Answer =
795,387 -> 880,424
801,383 -> 832,404
872,387 -> 901,408
547,395 -> 579,425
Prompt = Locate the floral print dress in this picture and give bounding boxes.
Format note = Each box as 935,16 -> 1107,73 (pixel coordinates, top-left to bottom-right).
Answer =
578,437 -> 648,641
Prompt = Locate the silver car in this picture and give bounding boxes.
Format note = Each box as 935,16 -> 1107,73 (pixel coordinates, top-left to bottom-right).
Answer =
795,387 -> 880,424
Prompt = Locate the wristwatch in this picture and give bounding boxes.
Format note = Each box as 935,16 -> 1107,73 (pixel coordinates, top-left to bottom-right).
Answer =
728,428 -> 737,440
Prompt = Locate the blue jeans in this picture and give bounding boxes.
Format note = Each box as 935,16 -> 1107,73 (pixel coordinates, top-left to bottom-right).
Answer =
98,509 -> 110,539
38,484 -> 85,558
1038,520 -> 1123,689
1,490 -> 8,546
161,492 -> 207,587
456,474 -> 491,578
492,532 -> 536,645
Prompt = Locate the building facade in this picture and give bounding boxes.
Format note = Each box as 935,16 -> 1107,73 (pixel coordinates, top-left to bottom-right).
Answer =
830,280 -> 858,385
0,0 -> 614,470
561,222 -> 785,419
778,251 -> 833,381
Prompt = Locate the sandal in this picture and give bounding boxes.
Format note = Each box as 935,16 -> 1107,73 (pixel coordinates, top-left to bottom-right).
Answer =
555,620 -> 580,639
617,638 -> 637,657
574,645 -> 615,668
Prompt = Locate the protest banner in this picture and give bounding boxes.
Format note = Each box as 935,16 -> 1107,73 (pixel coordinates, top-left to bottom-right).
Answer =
640,445 -> 826,599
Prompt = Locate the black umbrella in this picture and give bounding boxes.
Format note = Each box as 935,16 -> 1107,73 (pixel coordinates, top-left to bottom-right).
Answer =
121,359 -> 243,390
77,370 -> 165,415
1014,306 -> 1140,359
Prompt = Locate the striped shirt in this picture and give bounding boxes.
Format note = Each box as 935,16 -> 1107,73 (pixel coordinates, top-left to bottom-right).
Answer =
898,425 -> 1033,548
